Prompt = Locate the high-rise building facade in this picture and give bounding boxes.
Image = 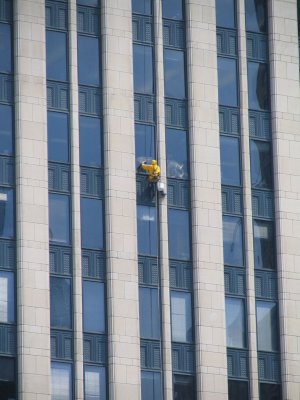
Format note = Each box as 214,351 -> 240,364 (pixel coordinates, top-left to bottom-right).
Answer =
0,0 -> 299,399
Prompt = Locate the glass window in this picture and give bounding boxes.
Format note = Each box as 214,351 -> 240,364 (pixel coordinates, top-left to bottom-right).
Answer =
220,136 -> 241,186
164,49 -> 185,99
78,35 -> 100,86
139,287 -> 160,339
0,271 -> 14,323
257,301 -> 278,352
245,0 -> 267,33
137,206 -> 157,256
225,298 -> 246,348
49,194 -> 70,244
247,62 -> 269,110
168,209 -> 190,261
228,380 -> 249,400
80,116 -> 102,167
83,281 -> 105,333
50,277 -> 72,329
0,23 -> 12,73
253,220 -> 276,270
216,0 -> 236,29
162,0 -> 183,20
0,104 -> 13,156
46,31 -> 67,82
250,140 -> 272,189
222,216 -> 244,267
84,366 -> 106,400
141,371 -> 162,400
47,112 -> 69,163
135,124 -> 155,168
132,0 -> 152,15
0,188 -> 14,239
133,44 -> 153,94
259,383 -> 281,400
173,375 -> 195,400
171,291 -> 193,343
0,356 -> 15,382
81,198 -> 103,249
166,128 -> 188,179
77,0 -> 98,5
218,57 -> 238,107
51,362 -> 72,400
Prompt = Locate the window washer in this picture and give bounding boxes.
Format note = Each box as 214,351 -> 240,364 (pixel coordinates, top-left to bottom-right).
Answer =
139,160 -> 161,183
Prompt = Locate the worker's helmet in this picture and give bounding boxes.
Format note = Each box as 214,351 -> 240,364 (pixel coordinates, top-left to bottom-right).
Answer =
151,160 -> 157,165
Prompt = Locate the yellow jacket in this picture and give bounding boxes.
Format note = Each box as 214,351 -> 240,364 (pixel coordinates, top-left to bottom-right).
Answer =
140,160 -> 161,182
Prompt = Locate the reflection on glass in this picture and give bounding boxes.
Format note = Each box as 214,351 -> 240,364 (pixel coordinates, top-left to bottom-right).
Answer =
47,112 -> 69,163
81,198 -> 103,249
220,136 -> 240,186
248,62 -> 269,110
216,0 -> 236,29
0,272 -> 14,323
83,281 -> 105,333
250,140 -> 272,188
133,44 -> 153,94
78,36 -> 100,86
0,188 -> 14,239
46,31 -> 67,81
256,301 -> 278,352
132,0 -> 152,15
135,124 -> 155,168
259,383 -> 281,400
171,291 -> 192,343
253,220 -> 275,269
166,128 -> 188,179
141,371 -> 162,400
77,0 -> 98,5
228,380 -> 249,400
0,357 -> 15,382
222,216 -> 243,267
245,0 -> 267,33
0,24 -> 12,73
84,366 -> 106,400
50,277 -> 71,329
218,57 -> 238,107
139,287 -> 160,339
225,298 -> 246,348
0,105 -> 13,155
49,194 -> 70,244
164,49 -> 185,99
137,205 -> 157,256
173,375 -> 195,400
51,362 -> 72,400
80,116 -> 102,167
168,209 -> 190,260
162,0 -> 183,20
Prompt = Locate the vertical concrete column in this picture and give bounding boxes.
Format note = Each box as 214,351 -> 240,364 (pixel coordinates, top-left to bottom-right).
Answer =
101,1 -> 141,399
14,0 -> 51,399
186,1 -> 228,399
269,1 -> 300,398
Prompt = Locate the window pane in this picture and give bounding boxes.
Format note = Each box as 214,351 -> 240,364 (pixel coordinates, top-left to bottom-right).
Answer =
0,188 -> 14,239
247,62 -> 269,110
250,140 -> 272,189
47,112 -> 69,163
168,209 -> 190,260
173,375 -> 195,400
171,291 -> 192,343
164,49 -> 185,99
225,298 -> 246,348
259,383 -> 281,400
84,366 -> 106,400
0,104 -> 13,156
245,0 -> 267,33
0,272 -> 14,323
135,124 -> 155,168
49,194 -> 70,244
141,371 -> 162,400
77,0 -> 98,5
133,44 -> 153,94
50,277 -> 72,329
51,362 -> 72,400
0,24 -> 12,73
218,57 -> 238,107
137,206 -> 157,256
216,0 -> 236,28
132,0 -> 152,15
228,380 -> 249,400
78,36 -> 100,86
166,128 -> 188,179
253,220 -> 275,269
162,0 -> 183,20
81,198 -> 103,249
139,287 -> 160,339
222,216 -> 244,267
80,116 -> 102,167
0,357 -> 15,381
220,136 -> 240,186
46,31 -> 67,81
83,281 -> 105,333
257,301 -> 278,352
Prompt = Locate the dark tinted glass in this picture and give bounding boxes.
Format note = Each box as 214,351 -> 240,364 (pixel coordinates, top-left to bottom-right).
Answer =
80,116 -> 102,167
166,128 -> 188,179
216,0 -> 236,28
83,281 -> 105,333
135,124 -> 155,168
132,0 -> 152,15
77,0 -> 98,5
248,62 -> 269,110
139,287 -> 160,339
173,375 -> 195,400
222,216 -> 244,267
171,291 -> 192,343
51,362 -> 72,399
259,383 -> 281,400
220,136 -> 241,186
49,194 -> 70,244
0,105 -> 13,155
0,188 -> 14,239
84,366 -> 106,400
168,209 -> 190,260
228,380 -> 249,400
0,271 -> 14,323
218,57 -> 238,107
164,49 -> 185,99
250,140 -> 272,189
225,298 -> 246,348
78,36 -> 100,86
0,24 -> 12,73
141,371 -> 162,400
133,44 -> 153,94
50,277 -> 71,328
81,198 -> 103,249
0,357 -> 15,381
257,301 -> 278,351
46,31 -> 67,81
245,0 -> 267,33
47,112 -> 69,163
162,0 -> 183,20
253,220 -> 275,269
0,381 -> 15,399
137,206 -> 157,256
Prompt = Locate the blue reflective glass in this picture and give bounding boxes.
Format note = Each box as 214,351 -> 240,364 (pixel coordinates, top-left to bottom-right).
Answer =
139,287 -> 160,339
81,198 -> 103,249
218,57 -> 238,107
216,0 -> 236,28
0,105 -> 13,155
46,31 -> 67,81
250,140 -> 272,189
253,220 -> 276,270
0,357 -> 15,382
133,44 -> 154,94
0,24 -> 12,73
247,62 -> 269,110
47,112 -> 69,163
0,271 -> 15,323
80,116 -> 102,167
83,281 -> 105,333
77,0 -> 98,5
84,366 -> 106,400
166,128 -> 188,179
135,124 -> 155,168
256,301 -> 278,351
49,194 -> 70,244
51,362 -> 72,400
162,0 -> 183,20
259,383 -> 281,400
132,0 -> 152,15
78,36 -> 100,86
137,206 -> 157,256
168,209 -> 190,260
0,188 -> 14,239
220,136 -> 240,186
222,216 -> 244,267
50,277 -> 72,329
228,380 -> 249,400
245,0 -> 267,33
164,49 -> 185,99
141,371 -> 162,400
225,298 -> 246,348
171,291 -> 193,343
173,375 -> 195,400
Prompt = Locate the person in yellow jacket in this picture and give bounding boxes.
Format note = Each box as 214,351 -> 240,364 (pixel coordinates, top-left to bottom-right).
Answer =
140,160 -> 161,183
